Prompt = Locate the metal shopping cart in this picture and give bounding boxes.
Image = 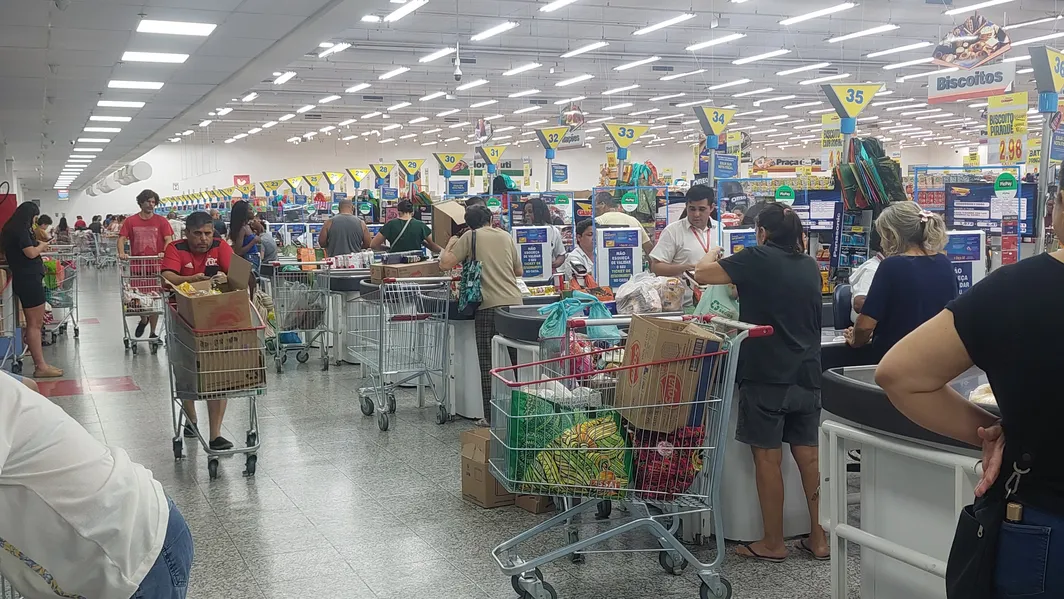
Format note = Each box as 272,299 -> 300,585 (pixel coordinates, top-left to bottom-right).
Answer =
490,315 -> 772,599
266,260 -> 331,372
95,234 -> 118,268
0,268 -> 25,375
164,302 -> 267,480
41,247 -> 78,344
349,276 -> 454,431
1,574 -> 23,599
121,256 -> 165,355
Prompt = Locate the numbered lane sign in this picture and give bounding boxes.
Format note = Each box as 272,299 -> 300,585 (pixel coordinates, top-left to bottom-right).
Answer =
476,146 -> 506,165
535,126 -> 571,151
433,153 -> 465,171
822,83 -> 884,118
602,123 -> 650,149
694,107 -> 736,136
1029,46 -> 1064,95
396,159 -> 425,178
346,168 -> 370,183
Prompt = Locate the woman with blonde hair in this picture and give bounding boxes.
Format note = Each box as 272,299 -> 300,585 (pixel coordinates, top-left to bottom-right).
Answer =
845,201 -> 956,360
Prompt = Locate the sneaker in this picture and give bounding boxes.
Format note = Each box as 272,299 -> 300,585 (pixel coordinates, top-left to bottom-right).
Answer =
209,436 -> 234,451
183,422 -> 199,438
135,320 -> 148,338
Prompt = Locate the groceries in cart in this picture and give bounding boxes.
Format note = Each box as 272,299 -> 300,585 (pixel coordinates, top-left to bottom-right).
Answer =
614,272 -> 684,314
174,281 -> 221,297
329,250 -> 375,269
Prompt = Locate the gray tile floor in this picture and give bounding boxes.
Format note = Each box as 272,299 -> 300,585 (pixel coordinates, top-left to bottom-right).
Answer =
37,268 -> 860,599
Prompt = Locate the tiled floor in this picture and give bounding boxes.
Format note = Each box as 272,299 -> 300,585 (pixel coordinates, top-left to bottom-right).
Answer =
34,268 -> 860,599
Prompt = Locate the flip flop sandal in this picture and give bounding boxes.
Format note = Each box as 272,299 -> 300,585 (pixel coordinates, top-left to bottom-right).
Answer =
736,542 -> 786,563
795,538 -> 830,561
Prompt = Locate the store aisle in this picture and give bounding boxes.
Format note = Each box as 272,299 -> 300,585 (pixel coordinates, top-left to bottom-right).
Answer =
34,267 -> 851,599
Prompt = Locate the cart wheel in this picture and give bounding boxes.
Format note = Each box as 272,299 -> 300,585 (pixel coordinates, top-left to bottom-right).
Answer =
123,338 -> 130,348
322,360 -> 329,372
282,354 -> 288,364
207,459 -> 219,480
275,357 -> 283,373
510,568 -> 543,594
244,454 -> 257,477
296,350 -> 310,363
172,439 -> 183,460
73,327 -> 79,339
435,404 -> 448,425
533,582 -> 557,599
131,343 -> 138,355
658,550 -> 688,575
11,362 -> 21,375
568,530 -> 584,564
246,432 -> 258,447
51,332 -> 57,345
377,411 -> 390,431
360,396 -> 375,416
386,393 -> 397,414
150,343 -> 159,355
700,578 -> 732,599
596,501 -> 613,520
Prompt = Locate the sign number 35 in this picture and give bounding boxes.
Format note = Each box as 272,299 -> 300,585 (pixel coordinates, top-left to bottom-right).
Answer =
845,89 -> 865,104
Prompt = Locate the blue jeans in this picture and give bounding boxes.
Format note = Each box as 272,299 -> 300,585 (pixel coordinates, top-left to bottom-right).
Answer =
995,503 -> 1064,598
132,498 -> 193,599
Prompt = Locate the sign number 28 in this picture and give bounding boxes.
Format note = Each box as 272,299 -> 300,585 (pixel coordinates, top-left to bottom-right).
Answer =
845,89 -> 865,104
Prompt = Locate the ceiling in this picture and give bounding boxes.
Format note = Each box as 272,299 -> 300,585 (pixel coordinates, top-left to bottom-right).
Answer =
5,0 -> 1063,192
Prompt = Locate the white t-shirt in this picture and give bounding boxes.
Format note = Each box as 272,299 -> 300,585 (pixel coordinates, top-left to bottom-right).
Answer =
562,246 -> 595,281
595,212 -> 650,245
849,254 -> 882,323
168,218 -> 185,240
0,377 -> 168,599
649,217 -> 719,269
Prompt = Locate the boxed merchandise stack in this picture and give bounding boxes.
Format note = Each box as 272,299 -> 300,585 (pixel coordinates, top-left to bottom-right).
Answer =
369,259 -> 441,284
461,428 -> 514,508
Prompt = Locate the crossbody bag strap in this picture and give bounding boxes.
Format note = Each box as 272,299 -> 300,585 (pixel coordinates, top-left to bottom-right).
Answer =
393,218 -> 413,246
470,230 -> 477,262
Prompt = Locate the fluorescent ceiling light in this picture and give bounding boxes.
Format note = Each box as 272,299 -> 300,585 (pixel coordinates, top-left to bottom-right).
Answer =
554,96 -> 585,106
708,78 -> 751,91
89,115 -> 131,122
383,124 -> 401,131
1017,67 -> 1034,74
776,62 -> 830,76
424,128 -> 442,134
749,128 -> 778,135
686,33 -> 746,51
495,125 -> 514,131
300,132 -> 314,138
733,87 -> 772,98
108,80 -> 163,90
541,0 -> 580,12
753,94 -> 796,106
614,56 -> 660,71
345,83 -> 372,95
660,68 -> 706,81
509,89 -> 540,98
784,101 -> 822,109
278,113 -> 295,121
1013,31 -> 1064,46
629,108 -> 658,116
84,127 -> 120,133
379,67 -> 410,80
872,97 -> 916,106
603,84 -> 640,96
72,147 -> 102,152
400,133 -> 417,139
437,108 -> 460,116
248,127 -> 263,134
675,97 -> 713,108
866,41 -> 933,58
262,121 -> 280,128
649,92 -> 685,101
755,115 -> 790,122
136,19 -> 216,36
470,99 -> 498,108
216,107 -> 233,115
486,115 -> 505,121
420,47 -> 456,64
341,135 -> 357,141
800,73 -> 851,85
361,15 -> 382,22
240,92 -> 258,102
456,78 -> 488,90
471,21 -> 520,41
409,117 -> 429,124
420,91 -> 446,101
603,103 -> 633,111
885,102 -> 928,111
503,63 -> 542,76
97,100 -> 144,108
378,137 -> 396,143
274,71 -> 296,85
524,119 -> 550,126
384,0 -> 427,22
422,140 -> 438,146
633,13 -> 696,36
560,41 -> 608,58
915,112 -> 953,120
1003,55 -> 1031,62
121,51 -> 189,64
829,24 -> 899,43
901,108 -> 942,116
362,111 -> 382,119
77,138 -> 110,143
897,68 -> 956,82
318,43 -> 351,58
556,73 -> 594,86
514,106 -> 541,114
319,42 -> 334,48
297,104 -> 316,113
780,2 -> 855,25
733,49 -> 790,65
443,136 -> 461,142
319,95 -> 341,104
969,102 -> 989,108
883,57 -> 935,70
944,0 -> 1015,16
449,121 -> 470,128
388,101 -> 412,110
1003,15 -> 1063,30
67,158 -> 92,162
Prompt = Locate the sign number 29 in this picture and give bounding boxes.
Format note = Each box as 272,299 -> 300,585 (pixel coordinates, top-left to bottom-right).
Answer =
845,89 -> 865,104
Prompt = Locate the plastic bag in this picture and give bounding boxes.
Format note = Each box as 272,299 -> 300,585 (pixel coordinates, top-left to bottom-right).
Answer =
537,291 -> 621,344
615,272 -> 661,314
694,284 -> 739,320
656,277 -> 685,312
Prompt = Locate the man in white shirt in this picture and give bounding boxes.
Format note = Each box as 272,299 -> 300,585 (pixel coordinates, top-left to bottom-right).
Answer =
650,184 -> 719,278
561,219 -> 596,283
594,192 -> 655,256
0,376 -> 193,599
849,234 -> 884,324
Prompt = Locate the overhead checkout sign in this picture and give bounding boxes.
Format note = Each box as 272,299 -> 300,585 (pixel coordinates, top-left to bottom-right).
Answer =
369,163 -> 393,187
476,146 -> 506,174
535,127 -> 570,158
346,168 -> 370,188
396,159 -> 425,182
694,107 -> 736,137
821,83 -> 884,159
601,123 -> 650,160
433,153 -> 465,178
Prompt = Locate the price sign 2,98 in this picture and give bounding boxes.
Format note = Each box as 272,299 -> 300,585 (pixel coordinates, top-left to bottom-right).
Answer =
997,136 -> 1027,166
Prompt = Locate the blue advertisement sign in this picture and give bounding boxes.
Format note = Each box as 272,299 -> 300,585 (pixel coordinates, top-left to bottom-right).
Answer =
308,223 -> 323,237
729,231 -> 758,255
601,229 -> 639,248
447,179 -> 469,196
945,183 -> 1035,237
714,154 -> 740,179
944,233 -> 982,262
382,187 -> 399,200
332,192 -> 347,202
293,194 -> 307,205
520,244 -> 544,278
268,224 -> 284,235
551,164 -> 568,184
829,203 -> 844,270
516,228 -> 548,244
1052,121 -> 1064,163
953,262 -> 973,295
368,224 -> 383,236
607,248 -> 634,287
288,224 -> 307,236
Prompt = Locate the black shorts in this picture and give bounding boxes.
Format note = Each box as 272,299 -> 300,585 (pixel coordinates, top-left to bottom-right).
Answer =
736,382 -> 821,449
12,272 -> 46,310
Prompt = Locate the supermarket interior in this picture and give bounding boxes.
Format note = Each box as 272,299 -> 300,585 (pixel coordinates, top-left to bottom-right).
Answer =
1,0 -> 1063,598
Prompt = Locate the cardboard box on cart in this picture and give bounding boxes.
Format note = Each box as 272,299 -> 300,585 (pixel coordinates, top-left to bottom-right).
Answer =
614,316 -> 722,433
173,256 -> 253,330
460,428 -> 515,508
432,200 -> 466,248
369,260 -> 442,284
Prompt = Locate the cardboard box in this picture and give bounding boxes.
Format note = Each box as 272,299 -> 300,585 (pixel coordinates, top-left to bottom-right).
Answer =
515,494 -> 554,514
615,316 -> 722,433
174,255 -> 253,330
432,200 -> 467,248
461,428 -> 514,509
369,260 -> 441,284
171,321 -> 265,396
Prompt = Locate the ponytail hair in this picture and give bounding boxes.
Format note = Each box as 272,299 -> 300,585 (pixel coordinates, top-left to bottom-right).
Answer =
875,201 -> 947,255
755,202 -> 805,253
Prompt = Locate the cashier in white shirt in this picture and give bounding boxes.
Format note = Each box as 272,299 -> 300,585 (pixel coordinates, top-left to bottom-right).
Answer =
649,184 -> 718,277
561,219 -> 596,282
849,230 -> 884,324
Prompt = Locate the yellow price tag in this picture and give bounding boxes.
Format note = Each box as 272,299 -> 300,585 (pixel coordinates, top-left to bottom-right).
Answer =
602,123 -> 650,149
535,127 -> 570,151
346,168 -> 370,183
369,164 -> 393,180
433,153 -> 465,170
322,172 -> 345,186
997,135 -> 1027,165
261,180 -> 284,193
694,107 -> 736,136
285,178 -> 303,191
754,170 -> 769,178
476,146 -> 506,166
396,159 -> 425,177
823,83 -> 883,118
796,165 -> 813,176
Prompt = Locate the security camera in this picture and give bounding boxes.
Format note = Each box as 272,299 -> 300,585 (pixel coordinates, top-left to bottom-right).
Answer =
454,63 -> 463,82
454,44 -> 462,82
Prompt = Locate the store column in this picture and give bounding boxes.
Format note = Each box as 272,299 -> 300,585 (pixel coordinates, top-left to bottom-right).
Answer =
1027,45 -> 1064,254
535,127 -> 570,192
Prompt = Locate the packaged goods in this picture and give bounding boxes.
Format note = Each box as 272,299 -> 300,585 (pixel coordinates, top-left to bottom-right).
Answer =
369,260 -> 441,283
519,414 -> 632,499
969,383 -> 997,407
173,256 -> 253,330
656,277 -> 684,312
461,428 -> 514,508
615,272 -> 662,314
630,426 -> 705,499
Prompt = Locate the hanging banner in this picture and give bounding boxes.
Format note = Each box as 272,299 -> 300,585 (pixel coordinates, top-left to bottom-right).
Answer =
987,92 -> 1028,166
928,62 -> 1015,105
932,14 -> 1011,70
1028,138 -> 1042,167
714,154 -> 740,179
551,164 -> 569,185
821,114 -> 843,168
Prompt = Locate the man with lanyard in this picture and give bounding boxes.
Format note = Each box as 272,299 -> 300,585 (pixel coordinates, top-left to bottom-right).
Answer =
650,184 -> 718,280
561,219 -> 596,286
118,189 -> 173,339
161,211 -> 235,451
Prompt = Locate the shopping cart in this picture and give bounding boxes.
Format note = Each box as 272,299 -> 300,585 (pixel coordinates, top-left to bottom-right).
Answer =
349,276 -> 454,431
41,247 -> 78,344
0,574 -> 23,599
164,302 -> 267,480
0,268 -> 24,375
121,256 -> 165,355
266,260 -> 331,372
490,315 -> 772,599
96,235 -> 118,268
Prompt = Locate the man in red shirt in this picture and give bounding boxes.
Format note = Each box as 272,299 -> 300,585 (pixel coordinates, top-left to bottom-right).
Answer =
74,215 -> 87,230
119,189 -> 173,339
161,211 -> 235,450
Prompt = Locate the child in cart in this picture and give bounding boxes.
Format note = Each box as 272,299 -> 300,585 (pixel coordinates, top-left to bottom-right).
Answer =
160,211 -> 236,451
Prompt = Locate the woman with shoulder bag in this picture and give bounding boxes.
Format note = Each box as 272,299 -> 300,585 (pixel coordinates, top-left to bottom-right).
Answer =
440,205 -> 523,427
876,172 -> 1064,598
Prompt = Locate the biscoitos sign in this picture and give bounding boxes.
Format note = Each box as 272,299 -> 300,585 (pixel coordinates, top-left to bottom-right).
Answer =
928,62 -> 1014,105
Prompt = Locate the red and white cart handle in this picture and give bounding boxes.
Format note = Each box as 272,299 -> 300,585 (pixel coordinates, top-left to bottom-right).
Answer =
567,315 -> 774,338
381,276 -> 461,284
